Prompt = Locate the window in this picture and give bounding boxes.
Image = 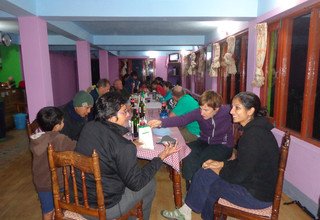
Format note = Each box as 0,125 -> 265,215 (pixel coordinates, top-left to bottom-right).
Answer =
262,5 -> 320,146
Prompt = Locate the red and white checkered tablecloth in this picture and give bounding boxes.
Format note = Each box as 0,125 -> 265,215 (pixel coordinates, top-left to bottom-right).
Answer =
136,127 -> 191,172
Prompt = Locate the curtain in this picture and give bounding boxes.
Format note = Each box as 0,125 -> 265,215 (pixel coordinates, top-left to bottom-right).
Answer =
223,36 -> 237,75
252,23 -> 268,87
209,43 -> 220,77
182,55 -> 190,76
187,52 -> 196,75
121,59 -> 127,76
198,49 -> 205,77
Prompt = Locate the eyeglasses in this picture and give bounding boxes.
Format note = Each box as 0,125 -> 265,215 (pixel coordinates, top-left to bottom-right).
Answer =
118,109 -> 129,116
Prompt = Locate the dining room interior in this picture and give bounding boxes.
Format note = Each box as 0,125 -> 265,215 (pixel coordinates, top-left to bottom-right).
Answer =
0,0 -> 320,219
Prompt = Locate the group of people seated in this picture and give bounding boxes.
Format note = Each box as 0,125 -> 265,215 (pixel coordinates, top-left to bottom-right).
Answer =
29,72 -> 280,220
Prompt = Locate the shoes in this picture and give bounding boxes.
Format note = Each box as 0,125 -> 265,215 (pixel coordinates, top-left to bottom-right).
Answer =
161,209 -> 185,220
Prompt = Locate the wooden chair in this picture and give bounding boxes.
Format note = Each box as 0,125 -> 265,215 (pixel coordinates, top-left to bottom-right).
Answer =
48,144 -> 143,220
213,131 -> 291,220
26,118 -> 40,141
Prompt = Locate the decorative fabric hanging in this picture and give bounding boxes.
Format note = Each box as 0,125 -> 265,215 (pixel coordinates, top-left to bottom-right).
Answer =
223,36 -> 237,75
143,59 -> 150,76
209,43 -> 220,77
198,49 -> 205,77
187,52 -> 197,75
182,55 -> 190,76
121,59 -> 127,76
252,22 -> 268,87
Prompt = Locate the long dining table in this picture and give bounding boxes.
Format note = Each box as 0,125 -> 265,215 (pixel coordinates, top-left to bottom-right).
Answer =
132,101 -> 191,208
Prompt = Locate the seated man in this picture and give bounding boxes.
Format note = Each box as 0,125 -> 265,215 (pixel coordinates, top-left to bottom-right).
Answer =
169,85 -> 200,143
112,79 -> 130,101
148,91 -> 234,189
88,79 -> 110,120
163,81 -> 173,102
60,90 -> 93,141
75,92 -> 180,219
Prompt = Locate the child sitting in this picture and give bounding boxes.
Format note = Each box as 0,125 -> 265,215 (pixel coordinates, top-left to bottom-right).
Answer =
30,106 -> 76,220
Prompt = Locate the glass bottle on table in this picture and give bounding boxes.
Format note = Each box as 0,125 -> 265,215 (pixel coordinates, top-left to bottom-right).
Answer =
139,93 -> 146,119
159,102 -> 168,119
131,109 -> 139,139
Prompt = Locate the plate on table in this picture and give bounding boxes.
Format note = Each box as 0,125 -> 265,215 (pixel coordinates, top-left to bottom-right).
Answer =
152,128 -> 171,136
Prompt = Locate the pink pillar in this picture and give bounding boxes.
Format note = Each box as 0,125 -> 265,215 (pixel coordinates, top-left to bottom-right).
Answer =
76,41 -> 92,90
18,16 -> 53,121
99,50 -> 109,79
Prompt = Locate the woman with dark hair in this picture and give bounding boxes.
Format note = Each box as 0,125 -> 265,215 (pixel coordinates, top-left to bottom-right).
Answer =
75,92 -> 180,219
161,91 -> 280,220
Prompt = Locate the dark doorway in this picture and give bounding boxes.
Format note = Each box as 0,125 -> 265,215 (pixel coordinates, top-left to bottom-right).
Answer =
91,59 -> 100,85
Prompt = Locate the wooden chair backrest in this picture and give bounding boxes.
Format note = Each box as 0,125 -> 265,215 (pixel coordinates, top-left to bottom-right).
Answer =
271,131 -> 290,219
48,144 -> 106,220
26,118 -> 40,141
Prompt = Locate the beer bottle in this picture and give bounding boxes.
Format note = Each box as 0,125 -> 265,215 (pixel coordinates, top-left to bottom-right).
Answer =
131,109 -> 139,138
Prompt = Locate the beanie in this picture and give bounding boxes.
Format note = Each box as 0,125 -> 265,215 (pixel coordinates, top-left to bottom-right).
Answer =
73,91 -> 94,107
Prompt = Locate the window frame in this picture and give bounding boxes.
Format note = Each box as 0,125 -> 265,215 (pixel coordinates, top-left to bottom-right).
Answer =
261,4 -> 320,147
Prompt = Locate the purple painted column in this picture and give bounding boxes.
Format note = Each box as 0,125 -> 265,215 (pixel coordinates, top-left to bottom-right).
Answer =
18,16 -> 53,121
99,50 -> 109,79
76,41 -> 92,90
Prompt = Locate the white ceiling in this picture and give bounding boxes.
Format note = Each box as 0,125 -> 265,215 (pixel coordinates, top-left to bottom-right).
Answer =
0,0 -> 259,56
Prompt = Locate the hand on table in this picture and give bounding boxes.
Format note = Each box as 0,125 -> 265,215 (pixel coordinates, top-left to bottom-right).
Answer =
132,139 -> 143,148
158,141 -> 181,161
148,119 -> 162,128
202,159 -> 224,175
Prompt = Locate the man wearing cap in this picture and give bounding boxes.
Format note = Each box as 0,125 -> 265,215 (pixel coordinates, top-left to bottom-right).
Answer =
60,91 -> 94,141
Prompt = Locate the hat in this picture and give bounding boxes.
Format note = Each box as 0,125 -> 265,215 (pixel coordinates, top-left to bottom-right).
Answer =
73,91 -> 94,107
157,135 -> 176,145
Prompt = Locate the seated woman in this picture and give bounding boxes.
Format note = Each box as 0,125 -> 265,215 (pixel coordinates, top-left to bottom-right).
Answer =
161,91 -> 280,220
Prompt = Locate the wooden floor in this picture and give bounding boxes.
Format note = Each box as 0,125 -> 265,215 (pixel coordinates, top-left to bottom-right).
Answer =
0,129 -> 313,220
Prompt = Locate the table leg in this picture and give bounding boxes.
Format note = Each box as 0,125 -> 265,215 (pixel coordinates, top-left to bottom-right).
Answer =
172,168 -> 182,208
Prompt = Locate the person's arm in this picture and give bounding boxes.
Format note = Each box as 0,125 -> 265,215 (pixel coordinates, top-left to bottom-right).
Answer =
162,109 -> 199,127
116,141 -> 180,191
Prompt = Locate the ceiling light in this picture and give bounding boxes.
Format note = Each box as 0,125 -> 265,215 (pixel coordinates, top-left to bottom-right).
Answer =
146,51 -> 159,58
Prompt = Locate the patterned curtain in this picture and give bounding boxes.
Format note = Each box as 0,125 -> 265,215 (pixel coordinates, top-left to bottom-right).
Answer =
197,49 -> 205,77
209,43 -> 220,77
223,36 -> 237,75
252,23 -> 268,87
187,52 -> 197,75
182,55 -> 190,76
121,59 -> 127,76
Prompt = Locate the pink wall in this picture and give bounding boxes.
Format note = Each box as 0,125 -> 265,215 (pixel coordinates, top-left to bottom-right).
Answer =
108,54 -> 119,85
155,56 -> 168,81
50,52 -> 78,106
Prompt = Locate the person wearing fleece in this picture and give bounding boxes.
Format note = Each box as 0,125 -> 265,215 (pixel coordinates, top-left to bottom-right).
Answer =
148,90 -> 234,189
